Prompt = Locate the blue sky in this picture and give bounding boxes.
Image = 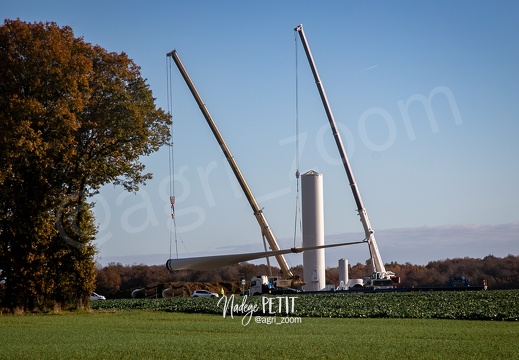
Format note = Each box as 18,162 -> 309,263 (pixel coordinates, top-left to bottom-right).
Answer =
4,1 -> 519,267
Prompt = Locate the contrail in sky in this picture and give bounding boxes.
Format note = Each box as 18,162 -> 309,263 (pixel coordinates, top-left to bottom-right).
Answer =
355,64 -> 379,73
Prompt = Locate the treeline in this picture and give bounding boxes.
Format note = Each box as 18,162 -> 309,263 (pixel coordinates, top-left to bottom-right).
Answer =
95,254 -> 519,297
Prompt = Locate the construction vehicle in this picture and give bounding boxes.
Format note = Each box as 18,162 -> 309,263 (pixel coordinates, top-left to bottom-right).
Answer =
294,24 -> 399,289
448,276 -> 470,287
249,275 -> 300,296
167,50 -> 304,288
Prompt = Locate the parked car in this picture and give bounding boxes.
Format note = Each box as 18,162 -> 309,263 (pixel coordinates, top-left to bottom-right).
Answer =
90,292 -> 106,301
190,290 -> 219,298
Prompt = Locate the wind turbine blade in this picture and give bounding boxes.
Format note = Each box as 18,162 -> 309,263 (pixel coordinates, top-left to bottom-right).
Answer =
165,241 -> 364,271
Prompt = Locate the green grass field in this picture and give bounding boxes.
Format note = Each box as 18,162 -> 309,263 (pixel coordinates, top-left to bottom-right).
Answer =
1,311 -> 517,359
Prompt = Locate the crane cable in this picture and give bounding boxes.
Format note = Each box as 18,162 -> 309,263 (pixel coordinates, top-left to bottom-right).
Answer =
293,31 -> 302,248
166,55 -> 191,260
166,56 -> 177,260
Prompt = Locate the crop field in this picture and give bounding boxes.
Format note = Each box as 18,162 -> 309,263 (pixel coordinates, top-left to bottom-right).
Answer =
1,290 -> 518,359
93,289 -> 519,321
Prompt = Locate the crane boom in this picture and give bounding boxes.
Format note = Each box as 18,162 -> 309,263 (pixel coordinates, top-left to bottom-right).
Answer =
294,24 -> 388,276
167,50 -> 295,279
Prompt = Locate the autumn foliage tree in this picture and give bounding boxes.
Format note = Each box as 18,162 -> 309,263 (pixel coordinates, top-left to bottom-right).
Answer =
0,19 -> 171,312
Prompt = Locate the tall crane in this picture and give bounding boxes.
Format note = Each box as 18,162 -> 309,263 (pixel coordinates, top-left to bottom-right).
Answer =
294,24 -> 395,283
167,50 -> 301,283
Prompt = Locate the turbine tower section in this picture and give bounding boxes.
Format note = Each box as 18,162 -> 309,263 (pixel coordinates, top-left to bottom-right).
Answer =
302,170 -> 326,291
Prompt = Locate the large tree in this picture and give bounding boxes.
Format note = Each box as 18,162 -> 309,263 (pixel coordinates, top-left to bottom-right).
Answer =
0,19 -> 171,311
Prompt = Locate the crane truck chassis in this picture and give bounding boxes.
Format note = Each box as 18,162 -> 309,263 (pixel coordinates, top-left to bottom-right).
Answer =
249,276 -> 301,296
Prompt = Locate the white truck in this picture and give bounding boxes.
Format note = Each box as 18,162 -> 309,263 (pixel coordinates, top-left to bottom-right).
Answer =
249,276 -> 300,296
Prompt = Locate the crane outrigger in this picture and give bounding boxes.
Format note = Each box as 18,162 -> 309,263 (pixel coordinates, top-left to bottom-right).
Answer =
294,24 -> 398,288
